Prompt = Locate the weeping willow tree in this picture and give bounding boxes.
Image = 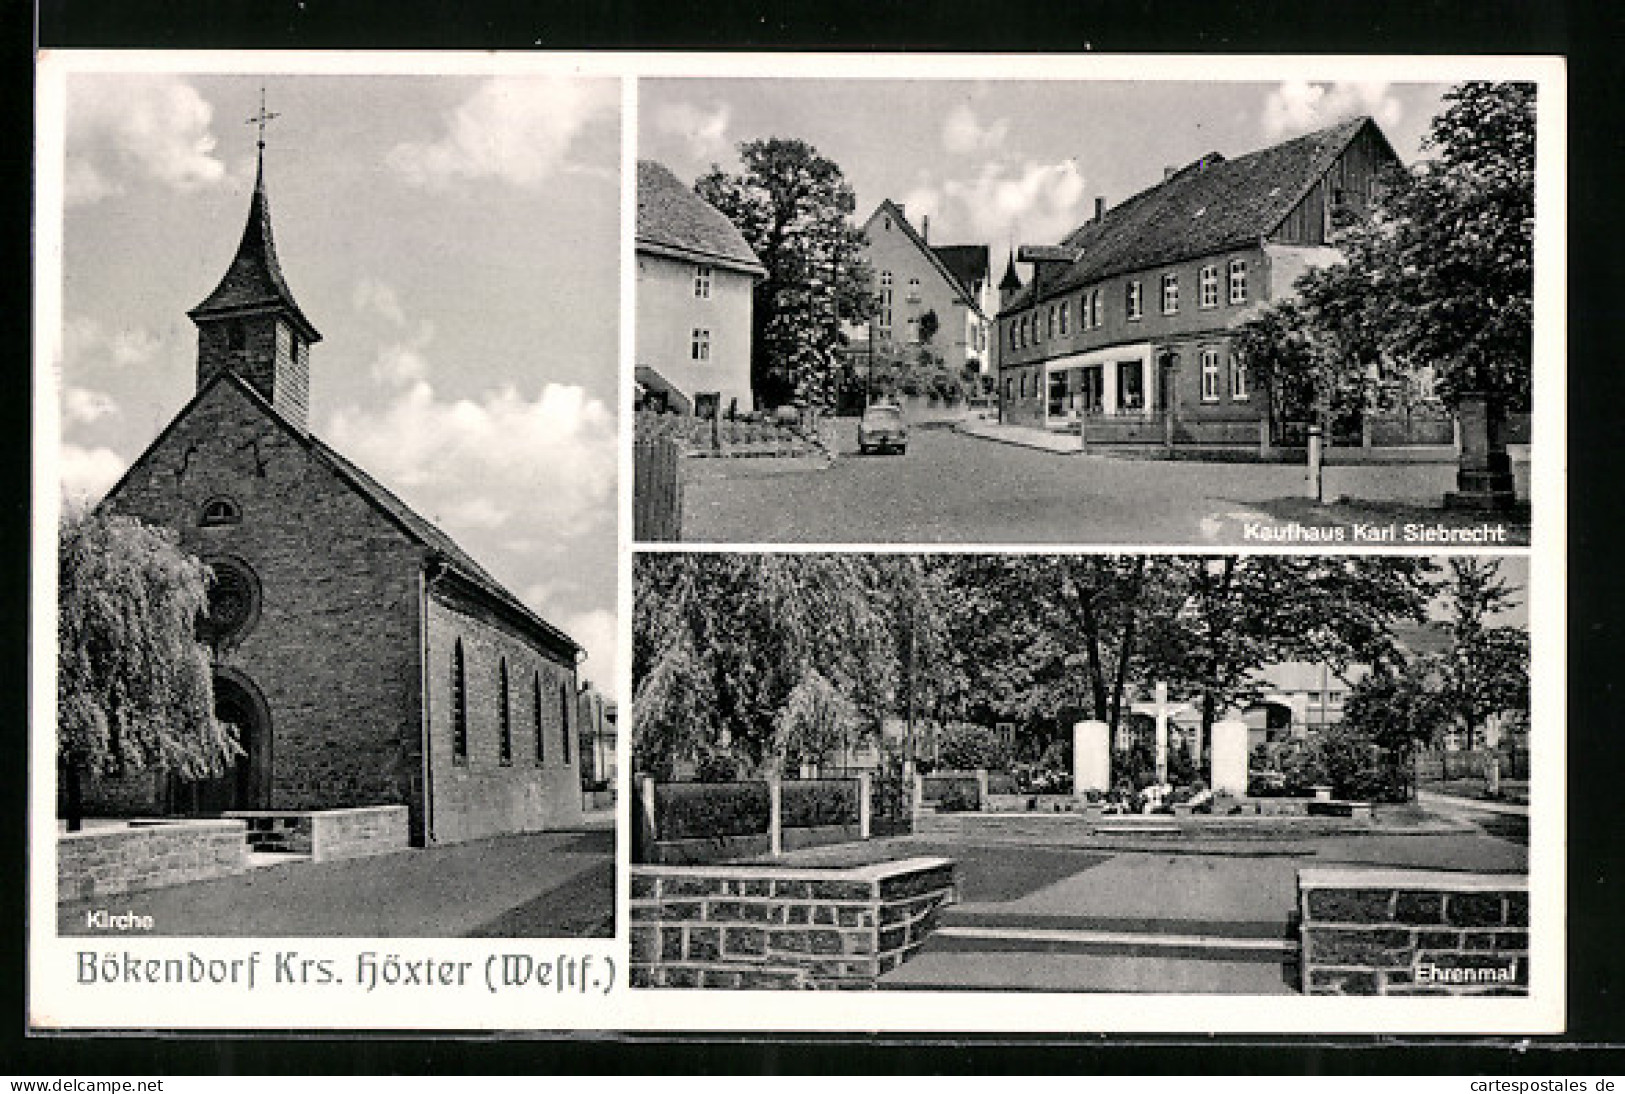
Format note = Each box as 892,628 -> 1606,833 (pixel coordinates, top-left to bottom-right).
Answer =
58,508 -> 237,829
632,554 -> 944,778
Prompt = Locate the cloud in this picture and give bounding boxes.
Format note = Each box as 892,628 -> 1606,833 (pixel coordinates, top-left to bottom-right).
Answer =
899,186 -> 945,231
66,76 -> 228,205
63,317 -> 161,369
59,444 -> 126,502
652,101 -> 731,162
388,77 -> 616,189
943,159 -> 1088,245
1262,81 -> 1403,138
942,103 -> 1009,156
353,278 -> 408,327
325,379 -> 616,537
63,386 -> 119,426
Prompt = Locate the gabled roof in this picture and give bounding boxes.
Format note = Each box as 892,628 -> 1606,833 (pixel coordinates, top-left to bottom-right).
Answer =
1002,116 -> 1394,314
930,244 -> 991,298
103,371 -> 579,659
636,160 -> 766,277
188,156 -> 322,343
864,200 -> 988,322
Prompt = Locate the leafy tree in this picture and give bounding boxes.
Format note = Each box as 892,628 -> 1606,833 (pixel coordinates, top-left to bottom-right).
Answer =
1139,556 -> 1437,762
1339,659 -> 1453,800
934,722 -> 1008,772
772,670 -> 862,772
916,309 -> 940,346
57,508 -> 235,829
696,139 -> 874,410
1434,557 -> 1530,751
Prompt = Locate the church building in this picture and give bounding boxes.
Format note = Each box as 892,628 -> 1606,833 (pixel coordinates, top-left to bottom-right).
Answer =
88,142 -> 589,846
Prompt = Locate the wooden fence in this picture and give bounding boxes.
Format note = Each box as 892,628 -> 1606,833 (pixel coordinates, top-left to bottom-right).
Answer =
633,434 -> 683,542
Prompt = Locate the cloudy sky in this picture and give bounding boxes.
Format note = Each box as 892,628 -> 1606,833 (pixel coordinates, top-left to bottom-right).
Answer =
640,78 -> 1453,262
53,71 -> 622,687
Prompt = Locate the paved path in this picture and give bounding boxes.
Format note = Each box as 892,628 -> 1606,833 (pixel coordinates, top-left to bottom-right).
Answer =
1418,789 -> 1531,817
852,819 -> 1529,993
58,829 -> 614,938
681,418 -> 1531,545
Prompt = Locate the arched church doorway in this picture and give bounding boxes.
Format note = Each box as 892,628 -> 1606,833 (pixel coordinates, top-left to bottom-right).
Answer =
171,671 -> 272,815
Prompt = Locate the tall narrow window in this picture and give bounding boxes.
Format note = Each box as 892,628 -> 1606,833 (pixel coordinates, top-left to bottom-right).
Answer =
693,265 -> 712,299
1047,306 -> 1057,338
1058,300 -> 1070,336
451,640 -> 468,765
1199,265 -> 1219,308
1230,353 -> 1250,400
559,684 -> 573,766
1200,349 -> 1221,402
498,659 -> 512,766
691,328 -> 710,361
1162,273 -> 1180,314
879,272 -> 894,336
1127,281 -> 1143,321
227,320 -> 247,354
1228,258 -> 1248,305
533,672 -> 546,765
1091,289 -> 1104,328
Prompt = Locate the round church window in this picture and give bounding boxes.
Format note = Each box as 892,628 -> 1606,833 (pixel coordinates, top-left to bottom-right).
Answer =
200,558 -> 260,644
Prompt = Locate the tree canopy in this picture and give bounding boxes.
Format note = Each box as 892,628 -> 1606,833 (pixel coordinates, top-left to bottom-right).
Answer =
1235,82 -> 1536,417
58,507 -> 235,826
696,138 -> 874,410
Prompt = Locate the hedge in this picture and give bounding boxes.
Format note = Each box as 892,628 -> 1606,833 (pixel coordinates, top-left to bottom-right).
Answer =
780,780 -> 860,829
654,781 -> 771,840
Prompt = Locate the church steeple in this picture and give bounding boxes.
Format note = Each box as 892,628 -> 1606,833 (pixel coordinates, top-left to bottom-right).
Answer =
998,250 -> 1023,309
189,99 -> 321,432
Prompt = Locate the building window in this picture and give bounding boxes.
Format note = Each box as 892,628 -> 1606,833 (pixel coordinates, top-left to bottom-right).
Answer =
199,557 -> 260,644
227,321 -> 247,354
1230,353 -> 1250,400
451,640 -> 468,765
1229,259 -> 1248,305
1004,377 -> 1014,404
691,328 -> 710,361
1047,306 -> 1056,339
1127,281 -> 1143,321
1058,300 -> 1070,336
199,497 -> 242,528
1162,273 -> 1179,314
907,277 -> 921,303
559,684 -> 572,765
1032,311 -> 1042,344
1200,265 -> 1219,309
879,272 -> 893,336
1200,349 -> 1221,402
498,659 -> 512,766
694,265 -> 712,299
1091,289 -> 1104,329
533,672 -> 545,765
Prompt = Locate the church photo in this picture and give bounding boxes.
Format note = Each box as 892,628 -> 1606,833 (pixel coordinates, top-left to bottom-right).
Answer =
47,69 -> 621,937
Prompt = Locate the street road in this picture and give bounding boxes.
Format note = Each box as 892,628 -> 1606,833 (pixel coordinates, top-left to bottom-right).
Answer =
680,417 -> 1532,546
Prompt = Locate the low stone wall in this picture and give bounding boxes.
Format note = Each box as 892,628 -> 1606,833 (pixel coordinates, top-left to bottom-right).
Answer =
58,820 -> 247,902
630,856 -> 957,989
225,806 -> 410,862
1299,868 -> 1528,995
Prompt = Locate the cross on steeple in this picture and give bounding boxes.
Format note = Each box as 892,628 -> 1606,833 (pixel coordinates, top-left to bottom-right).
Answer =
246,88 -> 280,151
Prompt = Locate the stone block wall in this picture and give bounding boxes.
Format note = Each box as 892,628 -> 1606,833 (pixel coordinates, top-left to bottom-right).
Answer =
58,821 -> 247,902
223,805 -> 409,861
1299,868 -> 1528,995
630,857 -> 957,989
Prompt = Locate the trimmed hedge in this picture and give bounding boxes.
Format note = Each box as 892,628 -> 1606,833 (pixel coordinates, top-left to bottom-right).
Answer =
780,780 -> 860,829
654,781 -> 771,840
922,773 -> 981,813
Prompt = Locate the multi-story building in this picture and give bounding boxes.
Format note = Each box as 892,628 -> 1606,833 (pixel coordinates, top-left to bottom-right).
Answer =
635,160 -> 766,416
852,200 -> 993,376
996,116 -> 1401,444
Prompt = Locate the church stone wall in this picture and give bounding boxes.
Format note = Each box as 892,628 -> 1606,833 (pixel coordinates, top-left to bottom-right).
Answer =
423,586 -> 586,845
101,379 -> 426,833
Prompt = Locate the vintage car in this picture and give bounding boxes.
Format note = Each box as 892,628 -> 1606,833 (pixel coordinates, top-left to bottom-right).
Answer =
857,403 -> 908,455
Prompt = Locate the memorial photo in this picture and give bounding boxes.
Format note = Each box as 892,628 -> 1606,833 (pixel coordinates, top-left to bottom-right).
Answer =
629,552 -> 1530,993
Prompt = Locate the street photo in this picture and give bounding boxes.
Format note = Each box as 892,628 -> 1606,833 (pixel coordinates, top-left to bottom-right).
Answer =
41,64 -> 620,940
633,76 -> 1545,546
629,552 -> 1533,994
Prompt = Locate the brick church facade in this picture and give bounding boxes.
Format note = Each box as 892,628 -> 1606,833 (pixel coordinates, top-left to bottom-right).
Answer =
88,151 -> 588,846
